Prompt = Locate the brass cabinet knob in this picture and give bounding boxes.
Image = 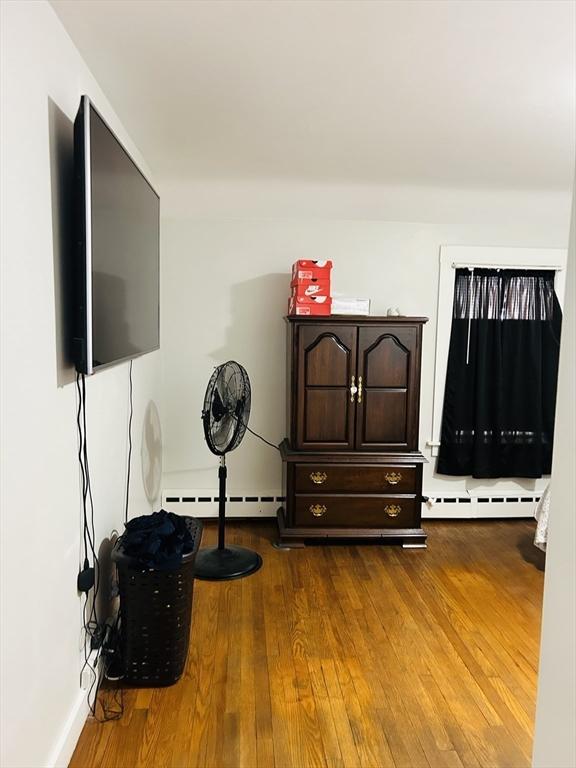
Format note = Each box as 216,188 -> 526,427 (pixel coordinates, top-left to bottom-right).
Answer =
350,375 -> 357,403
384,472 -> 402,485
384,504 -> 401,518
310,504 -> 327,517
310,471 -> 328,485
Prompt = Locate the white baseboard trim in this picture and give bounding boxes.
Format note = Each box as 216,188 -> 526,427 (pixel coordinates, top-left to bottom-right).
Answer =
423,507 -> 534,520
162,490 -> 282,518
422,494 -> 539,520
46,688 -> 89,768
164,489 -> 541,521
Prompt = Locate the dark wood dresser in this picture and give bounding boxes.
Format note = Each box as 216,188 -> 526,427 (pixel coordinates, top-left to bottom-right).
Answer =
277,316 -> 428,547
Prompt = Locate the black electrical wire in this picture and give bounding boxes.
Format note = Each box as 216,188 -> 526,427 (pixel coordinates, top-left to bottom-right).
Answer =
80,588 -> 125,721
76,375 -> 89,565
81,374 -> 100,638
76,371 -> 124,721
91,609 -> 125,722
231,412 -> 280,452
88,361 -> 133,720
87,363 -> 133,721
244,423 -> 281,452
77,372 -> 99,715
77,372 -> 98,604
124,360 -> 133,524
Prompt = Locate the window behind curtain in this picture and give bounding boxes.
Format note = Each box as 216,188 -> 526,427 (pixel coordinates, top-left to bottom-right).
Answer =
437,268 -> 562,478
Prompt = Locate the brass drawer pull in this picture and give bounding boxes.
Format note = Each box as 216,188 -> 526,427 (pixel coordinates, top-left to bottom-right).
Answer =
310,504 -> 327,517
384,504 -> 401,518
310,471 -> 328,485
384,471 -> 402,485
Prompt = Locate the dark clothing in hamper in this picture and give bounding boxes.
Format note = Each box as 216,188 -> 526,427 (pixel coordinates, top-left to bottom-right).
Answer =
121,509 -> 196,570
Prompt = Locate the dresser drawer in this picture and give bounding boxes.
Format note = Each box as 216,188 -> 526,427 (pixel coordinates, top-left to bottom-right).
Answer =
294,494 -> 417,528
294,464 -> 417,494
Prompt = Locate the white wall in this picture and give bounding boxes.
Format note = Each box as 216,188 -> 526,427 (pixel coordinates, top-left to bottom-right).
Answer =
0,3 -> 160,767
160,180 -> 572,501
532,184 -> 576,767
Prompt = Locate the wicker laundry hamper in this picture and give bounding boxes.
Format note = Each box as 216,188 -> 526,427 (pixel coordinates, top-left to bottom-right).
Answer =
111,516 -> 203,687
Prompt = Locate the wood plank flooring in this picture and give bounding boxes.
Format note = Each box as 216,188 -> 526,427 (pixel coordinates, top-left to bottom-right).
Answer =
70,519 -> 545,768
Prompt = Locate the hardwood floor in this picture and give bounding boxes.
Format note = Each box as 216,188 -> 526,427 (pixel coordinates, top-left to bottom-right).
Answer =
70,519 -> 545,768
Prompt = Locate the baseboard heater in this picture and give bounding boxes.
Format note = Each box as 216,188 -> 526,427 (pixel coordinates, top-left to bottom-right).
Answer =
162,491 -> 283,518
163,490 -> 540,520
423,493 -> 540,519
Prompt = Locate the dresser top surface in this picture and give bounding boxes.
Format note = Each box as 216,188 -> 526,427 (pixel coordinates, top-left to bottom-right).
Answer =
280,440 -> 428,464
286,315 -> 429,324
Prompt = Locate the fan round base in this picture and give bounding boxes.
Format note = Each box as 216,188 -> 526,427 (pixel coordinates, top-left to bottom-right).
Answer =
194,545 -> 263,581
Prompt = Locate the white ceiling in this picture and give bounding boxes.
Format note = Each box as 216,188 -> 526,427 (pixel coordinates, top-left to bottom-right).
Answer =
51,0 -> 575,189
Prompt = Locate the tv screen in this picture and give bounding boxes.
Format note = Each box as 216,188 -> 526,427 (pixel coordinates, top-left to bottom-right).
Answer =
73,95 -> 159,374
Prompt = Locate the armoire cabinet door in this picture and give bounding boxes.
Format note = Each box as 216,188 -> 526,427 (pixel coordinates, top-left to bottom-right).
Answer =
296,325 -> 357,450
355,325 -> 420,451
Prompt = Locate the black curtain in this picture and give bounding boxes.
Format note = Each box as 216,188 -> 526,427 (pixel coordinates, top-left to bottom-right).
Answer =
437,268 -> 562,478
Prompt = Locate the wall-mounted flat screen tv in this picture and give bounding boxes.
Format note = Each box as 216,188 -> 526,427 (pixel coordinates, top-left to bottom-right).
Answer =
72,95 -> 159,375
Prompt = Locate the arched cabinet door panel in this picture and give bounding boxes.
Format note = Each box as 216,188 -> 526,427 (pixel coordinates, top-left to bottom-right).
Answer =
355,327 -> 420,451
296,325 -> 357,450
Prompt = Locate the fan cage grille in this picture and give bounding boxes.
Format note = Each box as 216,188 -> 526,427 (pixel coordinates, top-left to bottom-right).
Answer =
202,361 -> 251,456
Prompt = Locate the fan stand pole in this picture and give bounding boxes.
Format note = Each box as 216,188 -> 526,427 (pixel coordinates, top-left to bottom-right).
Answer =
194,449 -> 263,580
218,455 -> 227,550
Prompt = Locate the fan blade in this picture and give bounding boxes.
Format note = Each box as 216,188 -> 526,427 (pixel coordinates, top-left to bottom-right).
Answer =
211,386 -> 227,421
211,415 -> 235,448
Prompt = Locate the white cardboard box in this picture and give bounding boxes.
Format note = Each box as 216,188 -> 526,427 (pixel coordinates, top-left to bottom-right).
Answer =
331,297 -> 371,315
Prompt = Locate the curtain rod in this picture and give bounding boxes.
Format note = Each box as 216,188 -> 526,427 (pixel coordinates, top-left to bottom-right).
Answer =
451,262 -> 563,271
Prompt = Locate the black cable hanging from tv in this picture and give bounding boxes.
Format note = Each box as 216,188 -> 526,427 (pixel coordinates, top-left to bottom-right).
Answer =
75,372 -> 126,722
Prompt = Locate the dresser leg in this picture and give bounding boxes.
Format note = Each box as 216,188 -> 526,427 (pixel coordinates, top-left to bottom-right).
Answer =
272,538 -> 306,549
275,507 -> 306,548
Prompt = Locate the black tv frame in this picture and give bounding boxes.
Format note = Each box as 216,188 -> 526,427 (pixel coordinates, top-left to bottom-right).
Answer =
72,95 -> 160,375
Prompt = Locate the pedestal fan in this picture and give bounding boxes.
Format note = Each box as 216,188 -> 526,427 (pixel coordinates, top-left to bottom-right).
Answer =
194,361 -> 263,581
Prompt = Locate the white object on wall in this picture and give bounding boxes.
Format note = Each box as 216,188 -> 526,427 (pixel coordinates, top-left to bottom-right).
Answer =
142,400 -> 163,507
